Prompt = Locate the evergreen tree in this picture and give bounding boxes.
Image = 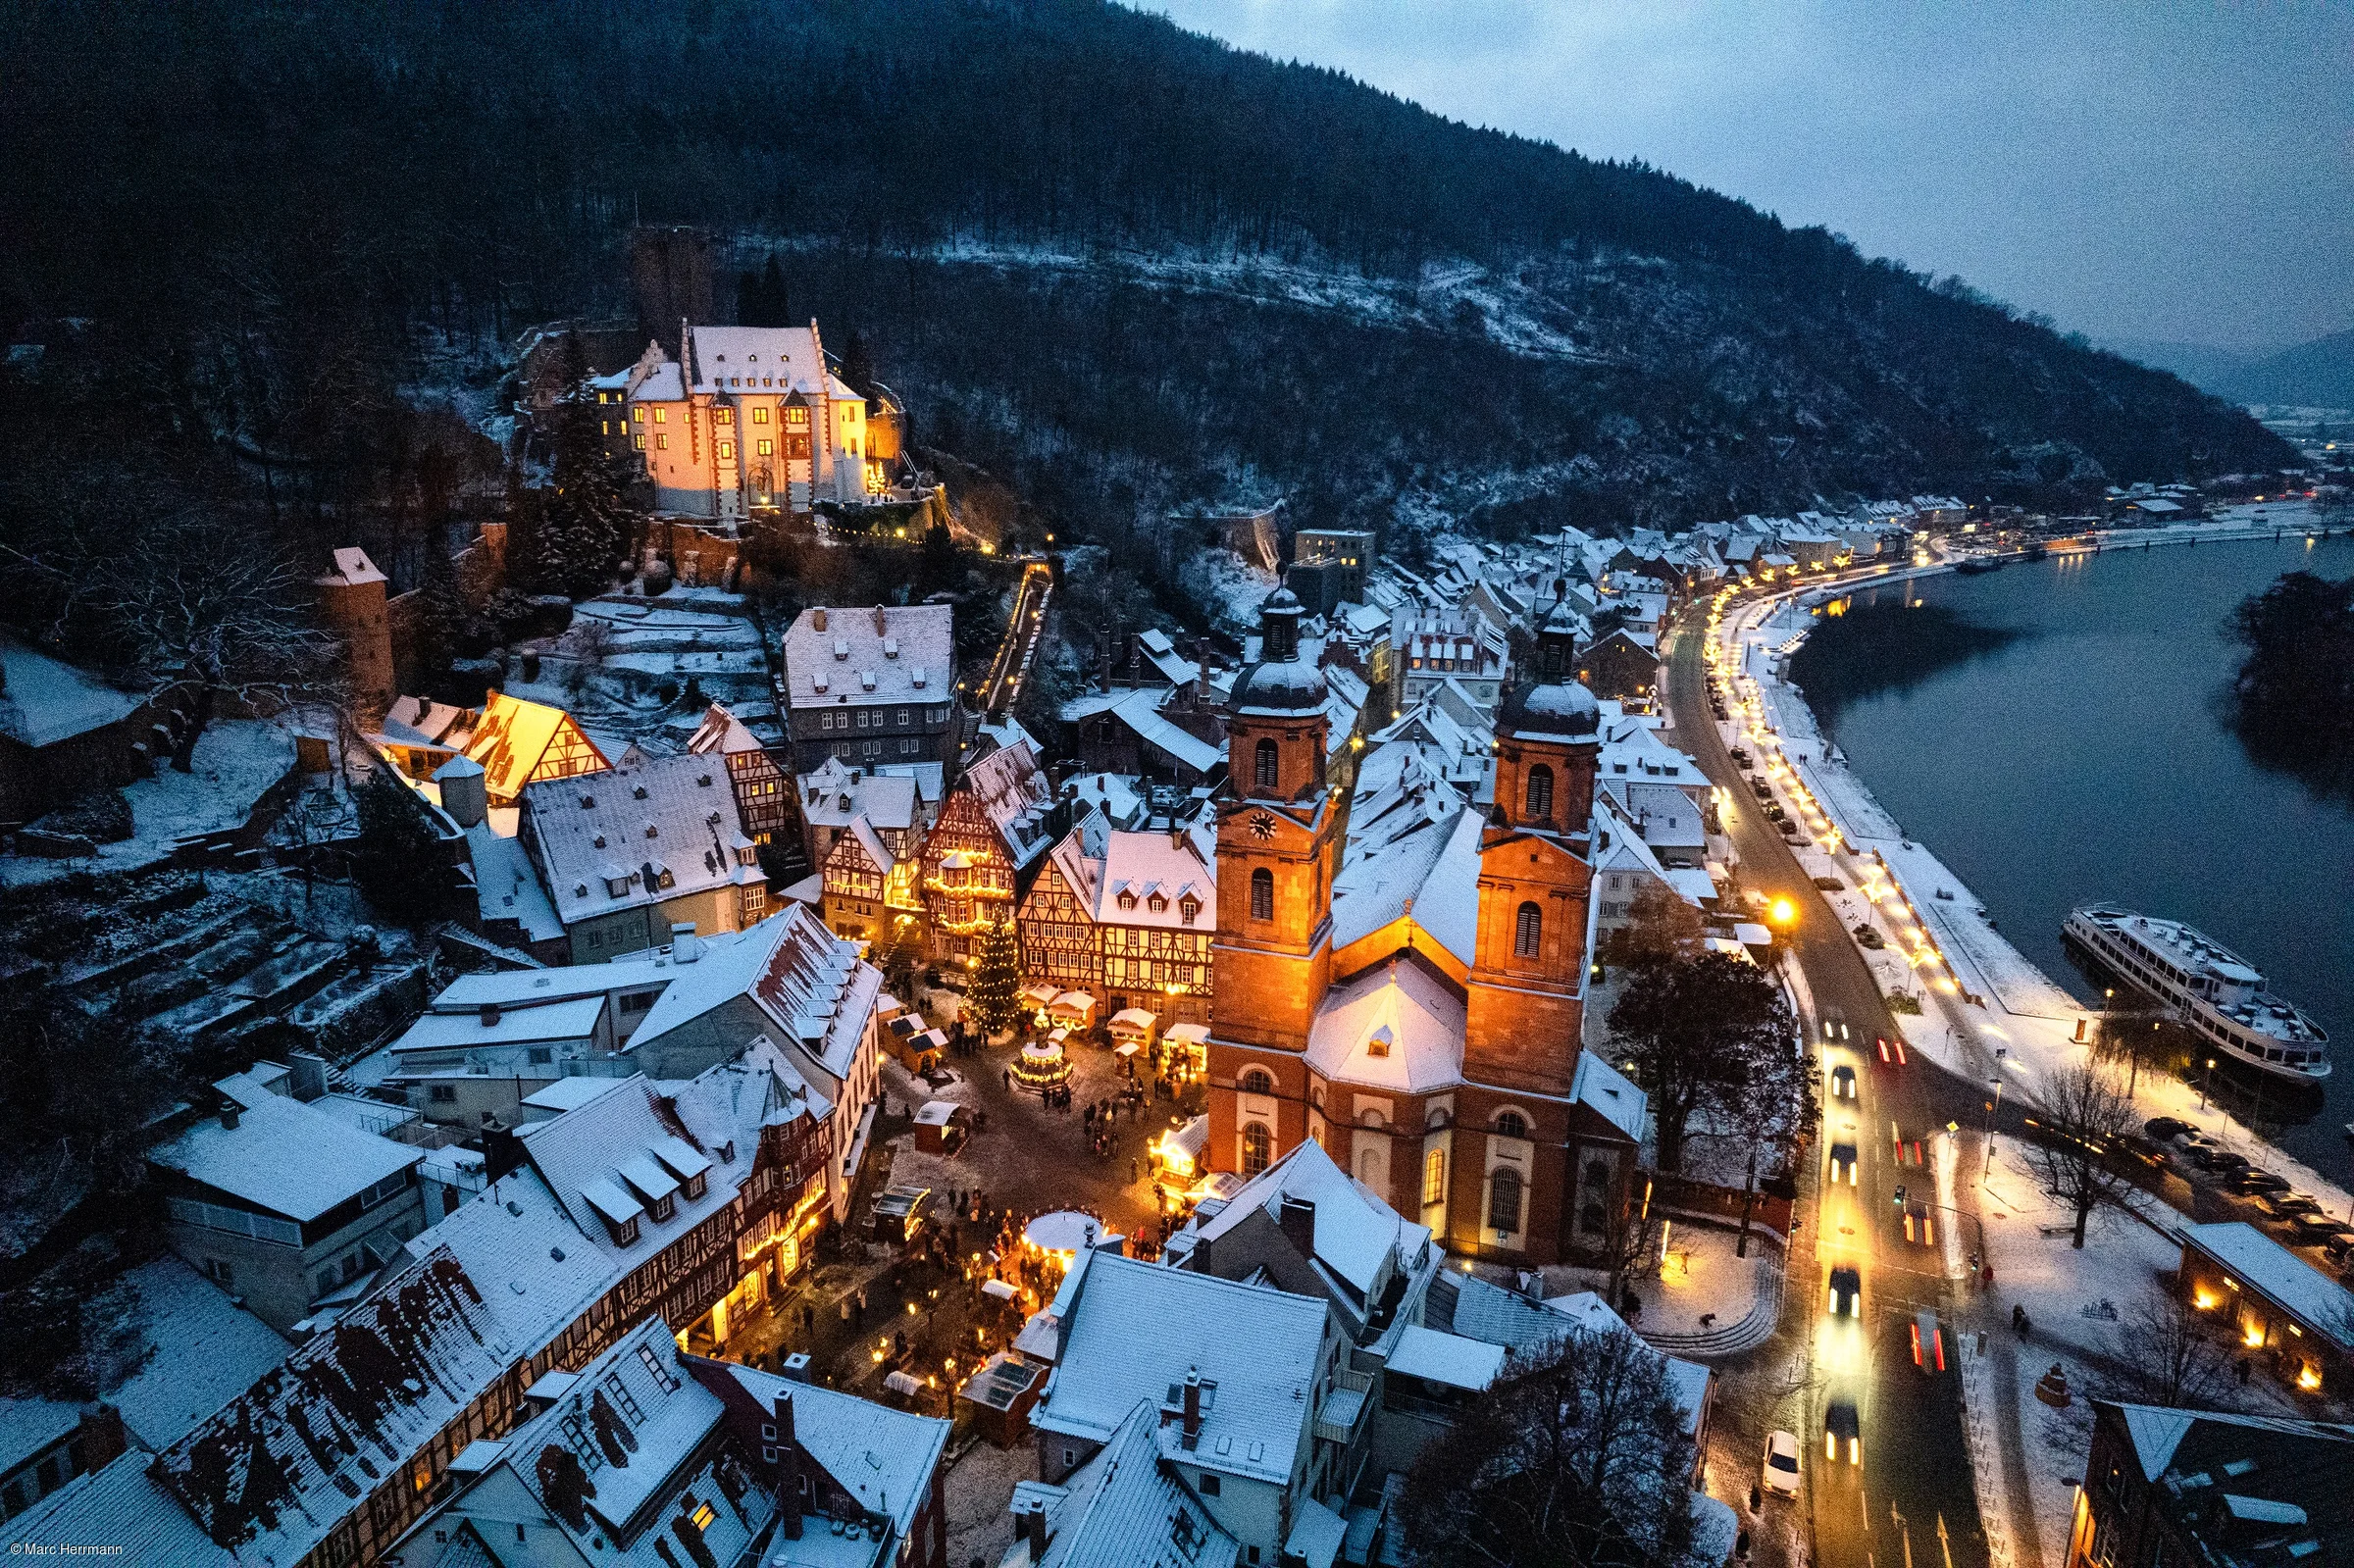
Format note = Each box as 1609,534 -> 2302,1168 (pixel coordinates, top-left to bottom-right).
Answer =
739,255 -> 791,328
966,914 -> 1024,1041
350,767 -> 452,924
839,329 -> 874,399
412,537 -> 470,697
532,329 -> 633,599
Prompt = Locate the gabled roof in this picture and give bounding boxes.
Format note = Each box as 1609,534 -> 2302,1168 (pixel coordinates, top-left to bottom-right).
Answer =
684,324 -> 829,397
101,1256 -> 293,1452
523,752 -> 761,928
628,904 -> 880,1084
1330,790 -> 1481,968
1019,1396 -> 1238,1568
466,690 -> 611,804
1188,1138 -> 1430,1301
1035,1255 -> 1326,1486
153,1072 -> 421,1223
1569,1052 -> 1648,1142
465,823 -> 565,943
516,1078 -> 741,1257
1044,816 -> 1217,932
799,756 -> 921,834
1303,957 -> 1466,1095
781,602 -> 951,710
961,738 -> 1057,869
685,700 -> 766,758
715,1363 -> 949,1544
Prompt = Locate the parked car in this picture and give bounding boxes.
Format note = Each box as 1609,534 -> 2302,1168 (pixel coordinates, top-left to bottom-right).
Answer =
1762,1430 -> 1803,1496
1854,925 -> 1886,950
2260,1192 -> 2322,1218
2288,1211 -> 2353,1243
2144,1117 -> 2197,1141
2229,1170 -> 2291,1195
1826,1267 -> 1862,1317
1814,877 -> 1844,891
1825,1400 -> 1863,1466
2118,1135 -> 2174,1172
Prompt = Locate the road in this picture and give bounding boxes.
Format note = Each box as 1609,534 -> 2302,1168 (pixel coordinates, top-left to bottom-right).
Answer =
1664,595 -> 1997,1568
976,560 -> 1054,718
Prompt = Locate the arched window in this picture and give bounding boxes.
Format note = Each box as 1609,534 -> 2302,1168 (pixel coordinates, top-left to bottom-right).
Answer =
1240,1067 -> 1276,1095
1525,764 -> 1554,822
1488,1166 -> 1523,1233
1422,1147 -> 1447,1206
1493,1110 -> 1528,1140
1250,868 -> 1275,923
1514,901 -> 1543,958
1241,1121 -> 1272,1176
1254,736 -> 1279,790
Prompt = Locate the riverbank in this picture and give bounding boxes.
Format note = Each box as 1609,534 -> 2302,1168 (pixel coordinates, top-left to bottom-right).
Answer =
1708,523 -> 2354,1222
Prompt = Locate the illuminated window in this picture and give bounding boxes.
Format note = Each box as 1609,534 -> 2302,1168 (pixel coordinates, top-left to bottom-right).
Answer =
717,441 -> 734,460
786,406 -> 809,428
656,433 -> 669,450
653,408 -> 667,424
1423,1148 -> 1446,1206
1514,901 -> 1542,958
757,438 -> 774,456
753,407 -> 770,424
715,407 -> 733,425
1241,1121 -> 1271,1176
633,406 -> 645,422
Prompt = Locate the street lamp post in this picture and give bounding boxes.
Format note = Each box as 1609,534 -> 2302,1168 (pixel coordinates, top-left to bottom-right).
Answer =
2200,1057 -> 2215,1112
1982,1078 -> 2004,1183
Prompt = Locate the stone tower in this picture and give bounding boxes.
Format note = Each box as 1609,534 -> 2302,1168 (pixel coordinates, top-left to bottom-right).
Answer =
315,547 -> 393,724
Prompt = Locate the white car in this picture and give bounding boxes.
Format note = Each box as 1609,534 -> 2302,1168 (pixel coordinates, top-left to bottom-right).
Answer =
1762,1429 -> 1803,1496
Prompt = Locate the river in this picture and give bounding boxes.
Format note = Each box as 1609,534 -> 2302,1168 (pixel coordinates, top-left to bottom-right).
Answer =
1787,531 -> 2354,1172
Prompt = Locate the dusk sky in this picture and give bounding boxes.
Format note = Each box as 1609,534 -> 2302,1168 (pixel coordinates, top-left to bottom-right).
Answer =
1150,1 -> 2354,353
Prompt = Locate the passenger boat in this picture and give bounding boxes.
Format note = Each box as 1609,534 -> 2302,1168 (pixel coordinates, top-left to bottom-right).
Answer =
1953,556 -> 2003,575
2064,905 -> 2329,1083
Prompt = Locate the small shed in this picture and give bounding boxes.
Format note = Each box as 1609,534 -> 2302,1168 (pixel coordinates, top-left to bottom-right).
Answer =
957,1353 -> 1048,1448
914,1099 -> 968,1154
1047,989 -> 1097,1031
1108,1007 -> 1158,1048
868,1183 -> 933,1243
1164,1021 -> 1210,1076
1153,1114 -> 1209,1189
1019,983 -> 1060,1023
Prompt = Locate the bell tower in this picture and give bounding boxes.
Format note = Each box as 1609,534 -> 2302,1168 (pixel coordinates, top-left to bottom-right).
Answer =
1464,602 -> 1602,1094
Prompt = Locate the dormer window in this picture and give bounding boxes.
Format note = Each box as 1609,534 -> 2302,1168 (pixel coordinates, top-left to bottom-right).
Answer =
1149,892 -> 1167,913
648,1192 -> 675,1222
1117,889 -> 1137,911
606,1213 -> 639,1245
682,1172 -> 707,1200
1180,897 -> 1200,926
606,876 -> 631,897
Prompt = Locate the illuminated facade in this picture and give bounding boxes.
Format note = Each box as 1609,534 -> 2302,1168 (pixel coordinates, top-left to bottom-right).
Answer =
1018,810 -> 1217,1027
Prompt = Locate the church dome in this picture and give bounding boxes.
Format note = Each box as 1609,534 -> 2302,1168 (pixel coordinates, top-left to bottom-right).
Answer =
1499,676 -> 1600,740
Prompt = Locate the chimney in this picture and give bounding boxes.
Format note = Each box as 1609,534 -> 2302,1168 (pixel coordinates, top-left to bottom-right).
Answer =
1181,1365 -> 1203,1446
1279,1194 -> 1316,1260
774,1391 -> 802,1539
219,1103 -> 240,1132
670,921 -> 701,963
872,604 -> 888,635
812,607 -> 828,632
75,1406 -> 127,1476
480,1002 -> 502,1028
780,1351 -> 812,1384
1023,1501 -> 1049,1560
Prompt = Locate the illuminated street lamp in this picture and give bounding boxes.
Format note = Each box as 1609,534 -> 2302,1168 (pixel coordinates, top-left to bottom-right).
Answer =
2200,1058 -> 2216,1111
1768,897 -> 1797,929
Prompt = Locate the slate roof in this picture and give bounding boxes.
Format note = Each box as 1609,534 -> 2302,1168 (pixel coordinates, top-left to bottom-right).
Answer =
523,752 -> 762,928
1187,1138 -> 1430,1302
628,902 -> 880,1084
2182,1223 -> 2354,1347
1035,1254 -> 1326,1487
799,757 -> 922,835
962,739 -> 1057,870
782,603 -> 951,711
1019,1396 -> 1239,1568
103,1255 -> 293,1451
153,1072 -> 422,1223
716,1363 -> 949,1543
1043,814 -> 1217,933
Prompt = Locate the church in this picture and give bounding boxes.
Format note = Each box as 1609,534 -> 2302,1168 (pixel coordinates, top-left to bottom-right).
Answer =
1204,589 -> 1647,1265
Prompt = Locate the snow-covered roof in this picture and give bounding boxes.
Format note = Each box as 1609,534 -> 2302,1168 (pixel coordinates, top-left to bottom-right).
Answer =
389,992 -> 606,1057
1013,1395 -> 1239,1568
4,1454 -> 223,1563
1061,772 -> 1147,829
465,822 -> 565,942
1188,1138 -> 1430,1301
1569,1051 -> 1648,1142
0,635 -> 140,749
781,602 -> 951,711
962,738 -> 1057,869
629,903 -> 880,1086
682,324 -> 830,397
1330,790 -> 1481,968
102,1255 -> 291,1451
684,699 -> 766,758
1045,814 -> 1217,933
1304,957 -> 1466,1094
799,755 -> 921,834
522,752 -> 762,928
153,1073 -> 422,1223
433,959 -> 669,1012
2182,1223 -> 2354,1347
1386,1326 -> 1504,1391
1035,1254 -> 1326,1486
0,1395 -> 80,1475
463,690 -> 611,804
718,1363 -> 949,1544
1085,686 -> 1225,776
521,1076 -> 630,1115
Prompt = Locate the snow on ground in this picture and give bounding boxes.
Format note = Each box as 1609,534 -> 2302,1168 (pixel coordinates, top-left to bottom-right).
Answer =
1178,547 -> 1276,632
5,719 -> 297,887
1715,577 -> 2354,1224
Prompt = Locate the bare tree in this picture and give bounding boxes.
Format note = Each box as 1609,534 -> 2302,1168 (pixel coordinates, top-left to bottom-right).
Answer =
2092,1010 -> 2191,1101
2024,1062 -> 2139,1248
4,503 -> 334,769
1711,1035 -> 1817,1258
1401,1324 -> 1694,1568
2104,1280 -> 2237,1409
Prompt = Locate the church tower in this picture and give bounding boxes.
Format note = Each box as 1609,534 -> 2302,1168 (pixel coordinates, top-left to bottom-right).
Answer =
1464,602 -> 1602,1095
1206,587 -> 1343,1175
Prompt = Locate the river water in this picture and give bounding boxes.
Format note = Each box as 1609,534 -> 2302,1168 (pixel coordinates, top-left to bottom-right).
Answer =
1787,533 -> 2354,1171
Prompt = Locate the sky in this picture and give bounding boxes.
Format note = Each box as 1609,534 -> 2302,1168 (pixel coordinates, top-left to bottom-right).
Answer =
1146,1 -> 2353,354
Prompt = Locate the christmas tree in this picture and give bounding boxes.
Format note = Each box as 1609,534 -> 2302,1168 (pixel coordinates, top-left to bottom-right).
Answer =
966,913 -> 1024,1042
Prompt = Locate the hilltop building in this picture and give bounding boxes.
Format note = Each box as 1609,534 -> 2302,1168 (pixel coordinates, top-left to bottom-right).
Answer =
779,603 -> 957,774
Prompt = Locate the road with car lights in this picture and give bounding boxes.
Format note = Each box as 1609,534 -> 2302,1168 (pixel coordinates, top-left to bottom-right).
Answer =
1667,587 -> 1999,1568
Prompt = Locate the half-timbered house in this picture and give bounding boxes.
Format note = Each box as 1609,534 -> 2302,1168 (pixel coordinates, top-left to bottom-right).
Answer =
1018,807 -> 1218,1028
919,739 -> 1056,965
687,701 -> 804,878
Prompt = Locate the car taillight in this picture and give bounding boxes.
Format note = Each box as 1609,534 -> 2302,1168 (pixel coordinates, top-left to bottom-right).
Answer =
1910,1324 -> 1921,1363
1934,1333 -> 1946,1371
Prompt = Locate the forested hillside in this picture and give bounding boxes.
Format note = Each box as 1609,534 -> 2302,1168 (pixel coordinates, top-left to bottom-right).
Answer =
0,0 -> 2293,572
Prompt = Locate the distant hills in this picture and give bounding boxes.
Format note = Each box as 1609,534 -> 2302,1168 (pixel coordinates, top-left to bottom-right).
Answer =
0,0 -> 2296,559
2102,329 -> 2354,410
